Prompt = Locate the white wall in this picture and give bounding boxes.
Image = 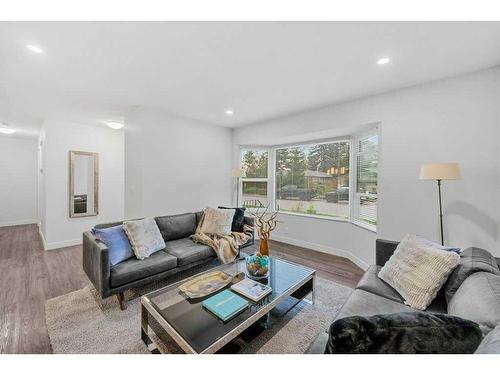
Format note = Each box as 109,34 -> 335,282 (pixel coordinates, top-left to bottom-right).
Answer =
233,67 -> 500,265
0,136 -> 38,226
125,107 -> 233,219
40,121 -> 125,249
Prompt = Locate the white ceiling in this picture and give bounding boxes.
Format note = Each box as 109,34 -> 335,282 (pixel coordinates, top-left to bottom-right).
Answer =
1,21 -> 500,137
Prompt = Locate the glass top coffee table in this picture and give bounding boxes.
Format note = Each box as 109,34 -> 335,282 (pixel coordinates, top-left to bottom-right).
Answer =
141,257 -> 316,354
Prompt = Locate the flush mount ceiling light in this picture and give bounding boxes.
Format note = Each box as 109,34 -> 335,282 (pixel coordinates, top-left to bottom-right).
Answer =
377,57 -> 391,65
225,109 -> 234,116
106,121 -> 124,130
26,44 -> 44,54
0,126 -> 16,134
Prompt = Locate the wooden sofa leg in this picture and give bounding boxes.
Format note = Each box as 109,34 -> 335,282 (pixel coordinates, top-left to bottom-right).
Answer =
117,292 -> 126,310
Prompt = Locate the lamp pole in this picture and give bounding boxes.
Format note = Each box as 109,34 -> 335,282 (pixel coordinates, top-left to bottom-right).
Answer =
437,179 -> 444,246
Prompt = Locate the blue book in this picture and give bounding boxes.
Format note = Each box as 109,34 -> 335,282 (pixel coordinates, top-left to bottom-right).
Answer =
202,290 -> 249,322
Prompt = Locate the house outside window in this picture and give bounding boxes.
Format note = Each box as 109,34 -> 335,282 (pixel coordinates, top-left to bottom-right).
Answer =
275,140 -> 350,219
238,125 -> 378,231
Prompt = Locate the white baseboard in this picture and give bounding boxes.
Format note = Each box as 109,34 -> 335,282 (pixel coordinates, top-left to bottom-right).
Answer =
35,222 -> 82,250
272,234 -> 370,271
0,219 -> 39,227
45,238 -> 82,250
37,223 -> 47,251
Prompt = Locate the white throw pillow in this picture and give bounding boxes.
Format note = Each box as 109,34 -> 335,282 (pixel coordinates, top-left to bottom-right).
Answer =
199,207 -> 235,235
122,218 -> 165,260
378,234 -> 460,310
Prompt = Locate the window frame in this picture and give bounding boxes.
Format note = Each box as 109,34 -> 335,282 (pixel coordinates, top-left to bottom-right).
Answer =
272,137 -> 352,222
238,146 -> 271,211
237,125 -> 379,232
351,127 -> 379,232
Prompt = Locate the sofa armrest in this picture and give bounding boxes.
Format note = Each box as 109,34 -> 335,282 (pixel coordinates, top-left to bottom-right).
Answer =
82,231 -> 111,298
376,239 -> 399,266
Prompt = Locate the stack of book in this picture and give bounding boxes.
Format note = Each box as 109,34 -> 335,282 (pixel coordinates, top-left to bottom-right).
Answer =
231,278 -> 272,302
202,278 -> 273,322
202,290 -> 249,322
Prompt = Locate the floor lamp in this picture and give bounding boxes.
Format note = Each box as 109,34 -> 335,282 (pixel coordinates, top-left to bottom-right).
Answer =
419,163 -> 461,245
231,168 -> 243,207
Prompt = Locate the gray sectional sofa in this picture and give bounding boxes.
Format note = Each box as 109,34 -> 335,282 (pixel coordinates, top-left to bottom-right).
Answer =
306,239 -> 500,354
83,211 -> 254,309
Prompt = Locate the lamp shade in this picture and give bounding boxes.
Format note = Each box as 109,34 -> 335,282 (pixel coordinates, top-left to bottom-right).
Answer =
419,163 -> 461,180
231,168 -> 243,178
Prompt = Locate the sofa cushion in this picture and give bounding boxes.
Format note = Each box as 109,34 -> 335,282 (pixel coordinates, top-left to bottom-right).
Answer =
356,265 -> 404,303
110,250 -> 177,287
218,206 -> 246,232
447,272 -> 500,334
164,237 -> 215,266
195,211 -> 203,227
92,225 -> 134,266
475,325 -> 500,354
326,312 -> 482,354
378,234 -> 460,310
444,247 -> 500,303
199,207 -> 235,235
155,213 -> 197,242
123,218 -> 165,260
335,289 -> 415,322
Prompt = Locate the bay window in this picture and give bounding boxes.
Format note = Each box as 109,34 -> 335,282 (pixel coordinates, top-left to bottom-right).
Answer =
238,125 -> 378,231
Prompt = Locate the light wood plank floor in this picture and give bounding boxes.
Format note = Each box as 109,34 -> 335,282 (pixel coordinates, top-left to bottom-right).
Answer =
0,224 -> 363,354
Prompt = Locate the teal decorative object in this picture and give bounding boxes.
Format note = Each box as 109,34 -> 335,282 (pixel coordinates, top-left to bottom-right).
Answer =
246,253 -> 270,279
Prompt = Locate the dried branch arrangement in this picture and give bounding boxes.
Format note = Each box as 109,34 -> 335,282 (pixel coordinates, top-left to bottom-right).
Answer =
249,204 -> 280,241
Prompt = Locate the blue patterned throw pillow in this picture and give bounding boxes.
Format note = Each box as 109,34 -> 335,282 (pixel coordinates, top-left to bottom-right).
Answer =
92,225 -> 134,266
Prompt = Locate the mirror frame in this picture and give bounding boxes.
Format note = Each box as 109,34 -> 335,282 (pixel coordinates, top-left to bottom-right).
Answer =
69,150 -> 99,218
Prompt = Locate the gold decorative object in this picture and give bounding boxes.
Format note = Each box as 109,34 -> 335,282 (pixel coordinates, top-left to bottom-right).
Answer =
178,271 -> 233,298
250,204 -> 279,256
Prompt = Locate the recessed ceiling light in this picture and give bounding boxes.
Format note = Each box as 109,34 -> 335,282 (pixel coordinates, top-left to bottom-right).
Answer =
106,121 -> 124,130
225,109 -> 234,116
0,127 -> 16,134
26,44 -> 44,54
377,57 -> 391,65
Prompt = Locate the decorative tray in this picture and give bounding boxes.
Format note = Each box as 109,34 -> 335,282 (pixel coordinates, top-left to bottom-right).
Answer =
178,271 -> 233,299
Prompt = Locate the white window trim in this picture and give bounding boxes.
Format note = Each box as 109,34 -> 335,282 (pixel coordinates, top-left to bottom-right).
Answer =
351,126 -> 379,233
238,146 -> 271,212
272,137 -> 351,222
237,125 -> 379,232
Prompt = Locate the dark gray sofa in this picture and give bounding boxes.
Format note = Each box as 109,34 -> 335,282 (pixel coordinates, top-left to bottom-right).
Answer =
82,211 -> 254,310
306,239 -> 500,354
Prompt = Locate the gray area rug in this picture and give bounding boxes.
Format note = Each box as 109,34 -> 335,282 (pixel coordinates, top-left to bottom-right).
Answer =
46,277 -> 352,354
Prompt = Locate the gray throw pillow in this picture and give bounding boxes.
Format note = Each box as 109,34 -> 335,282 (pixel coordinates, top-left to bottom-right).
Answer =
122,218 -> 165,260
325,312 -> 482,354
447,272 -> 500,334
444,247 -> 500,303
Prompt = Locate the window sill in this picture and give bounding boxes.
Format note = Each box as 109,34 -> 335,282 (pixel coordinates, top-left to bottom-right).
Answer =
276,210 -> 378,233
351,220 -> 377,233
277,210 -> 350,223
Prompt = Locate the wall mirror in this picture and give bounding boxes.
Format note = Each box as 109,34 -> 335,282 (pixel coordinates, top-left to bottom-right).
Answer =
69,151 -> 99,218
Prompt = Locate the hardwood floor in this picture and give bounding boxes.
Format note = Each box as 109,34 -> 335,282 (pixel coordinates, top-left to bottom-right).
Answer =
0,224 -> 89,354
264,240 -> 364,289
0,224 -> 363,354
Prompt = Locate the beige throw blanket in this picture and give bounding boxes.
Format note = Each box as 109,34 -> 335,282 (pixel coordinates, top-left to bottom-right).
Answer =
191,213 -> 253,264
